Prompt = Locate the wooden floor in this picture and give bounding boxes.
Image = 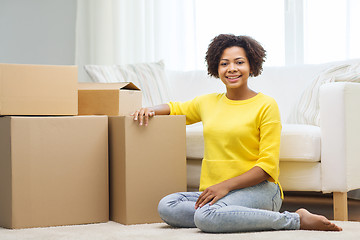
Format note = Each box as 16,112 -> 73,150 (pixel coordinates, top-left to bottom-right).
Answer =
281,192 -> 360,221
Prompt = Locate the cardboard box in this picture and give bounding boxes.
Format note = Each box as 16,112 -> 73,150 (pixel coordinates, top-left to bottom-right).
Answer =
0,116 -> 109,229
78,82 -> 142,116
109,116 -> 187,224
0,63 -> 78,115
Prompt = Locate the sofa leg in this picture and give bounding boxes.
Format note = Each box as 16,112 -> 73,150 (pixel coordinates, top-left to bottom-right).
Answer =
333,192 -> 348,221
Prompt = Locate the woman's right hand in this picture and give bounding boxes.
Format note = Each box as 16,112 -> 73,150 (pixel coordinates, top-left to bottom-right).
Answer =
131,107 -> 156,126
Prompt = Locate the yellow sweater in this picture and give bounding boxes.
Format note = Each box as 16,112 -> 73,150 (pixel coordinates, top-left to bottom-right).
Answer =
168,93 -> 283,197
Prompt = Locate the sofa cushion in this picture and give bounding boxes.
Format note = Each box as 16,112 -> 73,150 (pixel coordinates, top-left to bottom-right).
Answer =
187,157 -> 322,192
84,61 -> 171,107
280,124 -> 321,162
166,70 -> 225,102
186,123 -> 320,163
186,123 -> 204,159
287,61 -> 360,126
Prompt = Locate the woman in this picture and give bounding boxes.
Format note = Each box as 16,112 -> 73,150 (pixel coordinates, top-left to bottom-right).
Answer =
132,34 -> 342,233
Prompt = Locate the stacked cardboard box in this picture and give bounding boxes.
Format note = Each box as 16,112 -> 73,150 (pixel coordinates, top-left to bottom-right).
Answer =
0,64 -> 109,229
78,83 -> 187,225
0,64 -> 78,116
108,115 -> 186,224
0,64 -> 187,228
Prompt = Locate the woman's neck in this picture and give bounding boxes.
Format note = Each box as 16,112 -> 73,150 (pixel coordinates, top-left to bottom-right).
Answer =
226,87 -> 257,100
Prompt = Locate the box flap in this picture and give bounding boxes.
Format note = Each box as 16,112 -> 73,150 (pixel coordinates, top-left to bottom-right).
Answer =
78,82 -> 140,91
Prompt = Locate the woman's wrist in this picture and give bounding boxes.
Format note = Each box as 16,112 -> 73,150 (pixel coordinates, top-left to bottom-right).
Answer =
151,104 -> 171,115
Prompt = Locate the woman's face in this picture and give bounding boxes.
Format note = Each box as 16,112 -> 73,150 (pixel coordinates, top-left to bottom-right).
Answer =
218,46 -> 251,90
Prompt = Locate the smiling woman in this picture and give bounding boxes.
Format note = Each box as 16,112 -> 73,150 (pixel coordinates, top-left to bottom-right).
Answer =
131,33 -> 343,233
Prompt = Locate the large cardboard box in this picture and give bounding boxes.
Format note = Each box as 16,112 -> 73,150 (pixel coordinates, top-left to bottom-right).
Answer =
78,82 -> 142,116
0,63 -> 78,115
0,116 -> 109,229
109,116 -> 187,225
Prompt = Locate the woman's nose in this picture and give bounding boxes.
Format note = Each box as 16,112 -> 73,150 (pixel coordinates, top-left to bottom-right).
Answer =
228,63 -> 237,72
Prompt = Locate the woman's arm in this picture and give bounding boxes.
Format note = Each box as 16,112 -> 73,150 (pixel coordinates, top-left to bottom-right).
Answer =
195,166 -> 269,209
132,104 -> 170,126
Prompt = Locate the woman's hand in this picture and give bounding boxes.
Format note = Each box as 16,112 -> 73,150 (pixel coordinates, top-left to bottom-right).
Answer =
195,182 -> 230,209
194,166 -> 270,209
131,104 -> 171,126
131,107 -> 155,126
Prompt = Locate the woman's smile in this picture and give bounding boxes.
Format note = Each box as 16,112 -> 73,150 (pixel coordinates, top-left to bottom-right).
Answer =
226,75 -> 242,82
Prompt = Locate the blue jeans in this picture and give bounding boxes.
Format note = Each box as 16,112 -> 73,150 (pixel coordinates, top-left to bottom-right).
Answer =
158,181 -> 300,233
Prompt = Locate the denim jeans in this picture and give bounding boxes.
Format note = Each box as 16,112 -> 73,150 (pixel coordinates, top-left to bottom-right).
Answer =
158,180 -> 300,233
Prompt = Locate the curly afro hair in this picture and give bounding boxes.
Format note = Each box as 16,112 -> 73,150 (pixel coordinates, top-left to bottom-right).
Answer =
205,34 -> 266,78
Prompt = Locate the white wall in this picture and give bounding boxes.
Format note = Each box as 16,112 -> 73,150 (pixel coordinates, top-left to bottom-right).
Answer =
0,0 -> 76,65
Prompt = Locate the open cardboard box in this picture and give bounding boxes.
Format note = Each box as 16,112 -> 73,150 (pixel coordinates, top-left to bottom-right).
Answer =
78,82 -> 142,116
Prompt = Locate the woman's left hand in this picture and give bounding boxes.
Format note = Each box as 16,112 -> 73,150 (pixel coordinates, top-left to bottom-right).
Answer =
195,182 -> 230,209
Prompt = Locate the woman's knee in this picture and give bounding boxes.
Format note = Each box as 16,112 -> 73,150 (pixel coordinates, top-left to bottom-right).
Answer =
158,192 -> 198,228
194,206 -> 218,233
158,193 -> 178,217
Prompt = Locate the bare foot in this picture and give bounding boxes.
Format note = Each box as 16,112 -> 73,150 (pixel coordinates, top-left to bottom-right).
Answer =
295,208 -> 343,231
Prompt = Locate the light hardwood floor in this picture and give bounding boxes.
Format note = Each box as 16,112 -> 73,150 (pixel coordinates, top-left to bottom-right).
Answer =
281,192 -> 360,221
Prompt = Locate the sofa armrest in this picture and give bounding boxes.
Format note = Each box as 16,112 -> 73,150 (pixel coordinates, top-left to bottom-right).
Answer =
319,82 -> 360,193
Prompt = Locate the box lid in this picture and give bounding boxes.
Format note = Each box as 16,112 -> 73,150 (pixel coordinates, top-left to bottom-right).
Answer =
78,82 -> 140,91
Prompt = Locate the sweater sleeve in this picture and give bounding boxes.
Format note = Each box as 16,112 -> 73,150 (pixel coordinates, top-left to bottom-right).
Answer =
167,96 -> 202,125
255,99 -> 282,183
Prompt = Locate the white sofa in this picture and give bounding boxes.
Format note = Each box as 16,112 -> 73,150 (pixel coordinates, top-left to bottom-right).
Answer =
165,59 -> 360,221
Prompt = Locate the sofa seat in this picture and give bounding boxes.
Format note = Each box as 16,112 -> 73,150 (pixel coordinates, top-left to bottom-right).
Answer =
279,124 -> 320,162
186,123 -> 321,191
186,123 -> 321,162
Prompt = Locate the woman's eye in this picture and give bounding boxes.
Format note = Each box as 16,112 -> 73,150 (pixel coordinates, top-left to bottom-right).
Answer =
237,61 -> 244,65
220,62 -> 227,66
